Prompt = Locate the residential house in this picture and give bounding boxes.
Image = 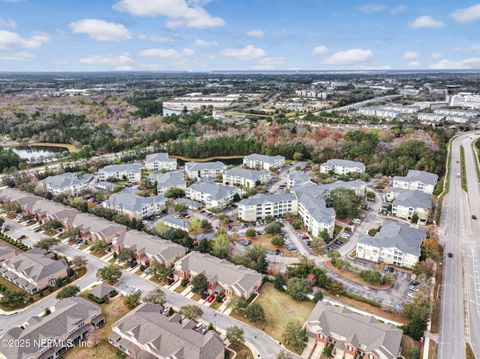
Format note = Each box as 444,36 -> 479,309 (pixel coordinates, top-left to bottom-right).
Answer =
112,230 -> 185,267
175,198 -> 202,210
148,171 -> 186,195
65,213 -> 126,242
159,215 -> 190,232
0,243 -> 15,262
40,172 -> 93,195
175,252 -> 263,298
238,193 -> 298,222
305,301 -> 402,359
95,181 -> 117,192
0,297 -> 105,359
89,283 -> 116,301
145,152 -> 177,171
0,249 -> 68,294
103,190 -> 166,219
108,303 -> 225,359
320,159 -> 366,175
185,161 -> 226,180
223,167 -> 270,188
392,170 -> 439,194
243,153 -> 285,170
356,220 -> 427,268
186,180 -> 236,209
98,163 -> 142,182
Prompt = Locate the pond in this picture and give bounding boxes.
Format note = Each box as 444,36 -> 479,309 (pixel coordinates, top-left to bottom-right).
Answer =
11,146 -> 69,164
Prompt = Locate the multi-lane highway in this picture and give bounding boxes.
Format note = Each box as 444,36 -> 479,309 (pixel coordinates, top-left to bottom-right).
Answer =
438,132 -> 480,359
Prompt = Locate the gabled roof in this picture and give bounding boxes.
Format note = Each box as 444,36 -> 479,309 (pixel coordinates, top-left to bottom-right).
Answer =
393,170 -> 439,186
322,159 -> 365,170
42,172 -> 92,190
4,249 -> 67,282
393,189 -> 432,209
297,192 -> 335,226
307,302 -> 402,358
99,163 -> 142,173
185,161 -> 226,172
239,192 -> 296,206
145,152 -> 176,163
89,283 -> 115,298
358,220 -> 426,256
188,181 -> 235,201
287,170 -> 311,185
159,216 -> 190,231
224,167 -> 270,181
149,171 -> 185,188
105,190 -> 166,212
244,153 -> 285,163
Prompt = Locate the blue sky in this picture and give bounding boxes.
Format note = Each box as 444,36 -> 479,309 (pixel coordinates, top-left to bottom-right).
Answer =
0,0 -> 480,71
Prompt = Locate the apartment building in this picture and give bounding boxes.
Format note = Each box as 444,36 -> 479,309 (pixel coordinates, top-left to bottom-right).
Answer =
145,152 -> 177,171
185,161 -> 226,180
296,192 -> 336,238
103,190 -> 166,219
238,193 -> 298,222
393,170 -> 438,194
223,167 -> 271,188
320,159 -> 365,175
243,153 -> 285,170
109,303 -> 225,359
417,113 -> 445,123
388,189 -> 432,221
175,252 -> 263,298
159,215 -> 190,232
186,180 -> 236,209
287,170 -> 311,188
0,249 -> 68,295
305,302 -> 402,359
448,92 -> 480,109
433,108 -> 477,118
40,172 -> 93,195
148,170 -> 186,194
98,163 -> 142,182
356,220 -> 427,268
112,230 -> 185,267
0,297 -> 105,359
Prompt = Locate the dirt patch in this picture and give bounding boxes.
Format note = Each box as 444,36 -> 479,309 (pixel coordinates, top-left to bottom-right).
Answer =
235,234 -> 298,257
324,260 -> 393,290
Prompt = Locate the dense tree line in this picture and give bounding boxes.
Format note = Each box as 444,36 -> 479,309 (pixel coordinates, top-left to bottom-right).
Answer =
0,148 -> 24,173
167,136 -> 260,158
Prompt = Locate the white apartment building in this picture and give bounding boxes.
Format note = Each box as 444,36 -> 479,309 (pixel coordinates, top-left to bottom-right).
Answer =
186,180 -> 236,209
98,163 -> 142,182
393,170 -> 438,194
145,152 -> 177,171
296,192 -> 335,238
238,193 -> 298,222
185,161 -> 226,180
320,159 -> 365,175
388,189 -> 432,221
417,113 -> 445,123
356,220 -> 427,268
223,167 -> 270,188
103,190 -> 166,219
287,170 -> 311,189
448,92 -> 480,109
243,154 -> 285,170
41,172 -> 93,196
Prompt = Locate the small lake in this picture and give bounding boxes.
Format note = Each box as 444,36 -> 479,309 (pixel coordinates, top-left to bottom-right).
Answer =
12,146 -> 69,164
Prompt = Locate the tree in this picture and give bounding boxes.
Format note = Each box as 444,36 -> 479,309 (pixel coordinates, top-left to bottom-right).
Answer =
277,350 -> 293,359
191,273 -> 208,294
274,274 -> 286,290
201,219 -> 212,231
117,249 -> 134,263
0,290 -> 26,308
90,241 -> 109,254
164,187 -> 185,199
124,291 -> 141,309
230,296 -> 249,312
327,188 -> 364,219
264,222 -> 283,234
245,303 -> 265,323
97,264 -> 122,282
34,237 -> 60,250
310,236 -> 325,252
319,229 -> 330,243
286,277 -> 310,301
313,290 -> 324,303
245,228 -> 256,237
189,218 -> 203,233
327,280 -> 345,296
226,326 -> 245,347
56,285 -> 80,299
407,347 -> 420,359
196,238 -> 210,253
282,321 -> 307,351
271,235 -> 285,246
149,263 -> 173,280
412,260 -> 435,280
211,231 -> 232,258
71,255 -> 88,270
143,288 -> 166,305
180,304 -> 203,320
402,292 -> 431,340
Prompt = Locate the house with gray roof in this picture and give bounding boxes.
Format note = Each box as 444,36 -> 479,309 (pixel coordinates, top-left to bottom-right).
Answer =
0,297 -> 105,359
243,153 -> 285,170
145,152 -> 177,171
175,252 -> 263,298
292,180 -> 366,198
175,197 -> 202,210
113,230 -> 186,267
223,167 -> 271,188
108,303 -> 225,359
238,193 -> 298,221
297,192 -> 336,238
98,163 -> 142,182
0,243 -> 15,262
305,301 -> 402,359
287,170 -> 311,189
103,190 -> 166,219
185,161 -> 226,180
320,159 -> 366,175
186,180 -> 236,209
158,215 -> 190,232
40,172 -> 93,195
89,283 -> 116,300
393,169 -> 439,194
390,189 -> 433,221
66,212 -> 127,242
95,181 -> 117,192
148,170 -> 186,195
356,220 -> 427,268
0,249 -> 68,294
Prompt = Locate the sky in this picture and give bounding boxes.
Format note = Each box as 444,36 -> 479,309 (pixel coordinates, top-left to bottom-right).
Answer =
0,0 -> 480,72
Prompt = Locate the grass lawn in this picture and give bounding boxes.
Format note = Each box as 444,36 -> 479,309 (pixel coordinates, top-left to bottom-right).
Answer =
401,335 -> 421,358
229,343 -> 254,359
333,224 -> 343,238
192,293 -> 202,301
210,300 -> 222,310
174,285 -> 187,293
64,296 -> 130,359
91,250 -> 107,258
231,282 -> 314,348
324,261 -> 392,290
149,276 -> 167,285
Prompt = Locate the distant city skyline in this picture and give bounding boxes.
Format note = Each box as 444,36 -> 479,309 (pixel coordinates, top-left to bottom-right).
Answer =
0,0 -> 480,71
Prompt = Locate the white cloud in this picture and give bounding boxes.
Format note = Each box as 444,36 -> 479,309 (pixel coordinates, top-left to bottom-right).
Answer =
182,48 -> 194,56
150,35 -> 174,43
0,30 -> 49,49
70,19 -> 131,42
322,48 -> 374,65
139,48 -> 178,58
222,44 -> 266,60
0,18 -> 16,30
407,61 -> 421,68
113,0 -> 225,29
246,29 -> 264,38
195,38 -> 217,47
251,57 -> 287,70
451,4 -> 480,23
358,4 -> 386,13
430,52 -> 443,59
115,65 -> 133,71
390,5 -> 407,15
409,15 -> 444,29
312,45 -> 328,55
80,55 -> 134,67
430,58 -> 480,70
0,51 -> 33,61
403,51 -> 418,59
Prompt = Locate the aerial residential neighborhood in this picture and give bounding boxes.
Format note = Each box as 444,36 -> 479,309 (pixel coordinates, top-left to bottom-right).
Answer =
0,1 -> 479,359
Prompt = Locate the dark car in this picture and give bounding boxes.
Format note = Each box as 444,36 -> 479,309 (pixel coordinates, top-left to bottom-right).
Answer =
130,261 -> 138,268
472,215 -> 477,220
448,252 -> 453,258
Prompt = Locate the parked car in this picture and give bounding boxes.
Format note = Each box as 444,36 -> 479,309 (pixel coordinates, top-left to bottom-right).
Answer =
448,252 -> 453,258
472,215 -> 477,220
207,294 -> 215,303
383,265 -> 390,272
